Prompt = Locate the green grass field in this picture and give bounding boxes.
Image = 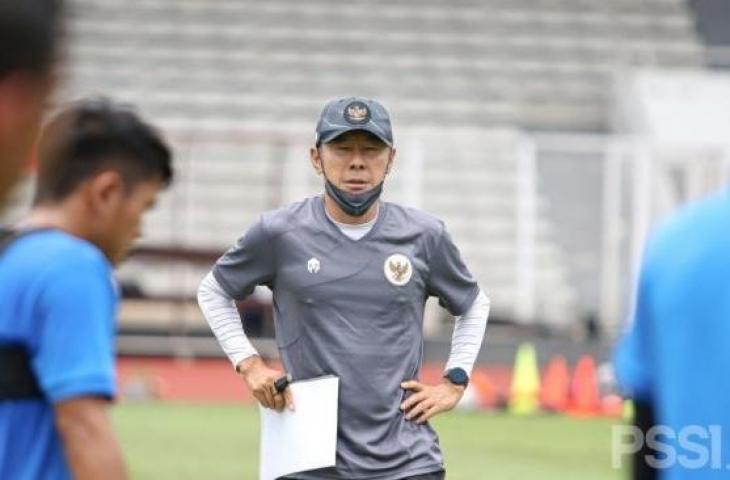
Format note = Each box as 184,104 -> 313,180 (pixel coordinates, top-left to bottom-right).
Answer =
113,403 -> 626,480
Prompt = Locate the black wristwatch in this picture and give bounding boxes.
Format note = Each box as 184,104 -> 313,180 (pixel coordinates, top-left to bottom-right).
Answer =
443,367 -> 469,388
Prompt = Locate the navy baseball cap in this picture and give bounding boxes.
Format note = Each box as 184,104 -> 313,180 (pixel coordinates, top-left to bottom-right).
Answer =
315,96 -> 393,147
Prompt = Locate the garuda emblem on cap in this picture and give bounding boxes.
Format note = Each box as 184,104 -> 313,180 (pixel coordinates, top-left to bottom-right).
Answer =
344,101 -> 370,125
384,254 -> 412,286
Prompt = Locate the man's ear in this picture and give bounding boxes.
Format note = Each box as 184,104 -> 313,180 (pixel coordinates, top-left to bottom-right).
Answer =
309,146 -> 323,176
87,170 -> 124,214
385,148 -> 396,175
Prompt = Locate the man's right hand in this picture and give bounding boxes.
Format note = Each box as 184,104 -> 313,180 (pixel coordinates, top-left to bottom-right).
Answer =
236,355 -> 294,412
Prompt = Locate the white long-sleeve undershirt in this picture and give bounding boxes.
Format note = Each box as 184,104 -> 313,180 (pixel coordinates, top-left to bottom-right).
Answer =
197,272 -> 258,368
445,289 -> 490,374
197,272 -> 490,374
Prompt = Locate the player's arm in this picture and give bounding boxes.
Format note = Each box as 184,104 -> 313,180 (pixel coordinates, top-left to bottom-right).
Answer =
443,289 -> 490,374
197,271 -> 259,367
402,226 -> 488,423
199,218 -> 294,411
615,241 -> 659,480
197,272 -> 293,412
34,254 -> 127,477
401,289 -> 489,423
55,396 -> 126,480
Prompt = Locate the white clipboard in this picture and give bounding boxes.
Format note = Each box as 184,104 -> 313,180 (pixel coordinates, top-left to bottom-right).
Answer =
259,375 -> 339,480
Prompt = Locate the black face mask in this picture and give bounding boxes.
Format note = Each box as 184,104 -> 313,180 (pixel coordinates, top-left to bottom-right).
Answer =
324,179 -> 383,217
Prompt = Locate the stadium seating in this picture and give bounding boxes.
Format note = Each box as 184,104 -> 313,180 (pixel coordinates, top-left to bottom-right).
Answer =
60,0 -> 703,131
1,0 -> 705,328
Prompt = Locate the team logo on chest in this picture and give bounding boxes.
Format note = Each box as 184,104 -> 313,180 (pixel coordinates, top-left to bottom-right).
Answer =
384,254 -> 412,286
307,257 -> 320,274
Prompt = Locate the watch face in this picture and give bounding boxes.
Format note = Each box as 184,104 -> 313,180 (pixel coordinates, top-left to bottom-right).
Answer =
447,368 -> 468,385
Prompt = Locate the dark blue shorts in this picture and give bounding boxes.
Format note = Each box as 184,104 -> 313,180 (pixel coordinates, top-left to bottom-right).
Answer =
285,470 -> 446,480
399,470 -> 446,480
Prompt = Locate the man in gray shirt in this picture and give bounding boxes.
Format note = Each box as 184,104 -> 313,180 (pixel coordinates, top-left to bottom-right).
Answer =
198,97 -> 490,479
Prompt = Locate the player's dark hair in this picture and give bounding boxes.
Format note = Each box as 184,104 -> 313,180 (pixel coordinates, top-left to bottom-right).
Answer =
34,98 -> 174,204
0,0 -> 63,78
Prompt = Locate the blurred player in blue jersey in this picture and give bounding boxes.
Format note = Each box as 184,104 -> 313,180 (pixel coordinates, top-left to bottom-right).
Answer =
0,99 -> 173,480
199,97 -> 490,479
0,0 -> 62,207
616,189 -> 730,480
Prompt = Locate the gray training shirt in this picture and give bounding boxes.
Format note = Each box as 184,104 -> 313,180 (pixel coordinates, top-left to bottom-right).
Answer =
213,196 -> 480,480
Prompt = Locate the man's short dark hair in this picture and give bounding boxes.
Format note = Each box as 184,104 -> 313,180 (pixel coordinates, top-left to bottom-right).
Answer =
0,0 -> 63,77
34,98 -> 174,204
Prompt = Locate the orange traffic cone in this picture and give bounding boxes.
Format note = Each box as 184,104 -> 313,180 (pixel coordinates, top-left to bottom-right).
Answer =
540,355 -> 570,413
568,355 -> 601,418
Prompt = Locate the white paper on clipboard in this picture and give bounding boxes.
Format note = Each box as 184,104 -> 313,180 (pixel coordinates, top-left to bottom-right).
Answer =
259,375 -> 339,480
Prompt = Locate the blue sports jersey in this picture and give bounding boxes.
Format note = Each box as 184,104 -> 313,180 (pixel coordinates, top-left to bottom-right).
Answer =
0,230 -> 118,480
615,189 -> 730,479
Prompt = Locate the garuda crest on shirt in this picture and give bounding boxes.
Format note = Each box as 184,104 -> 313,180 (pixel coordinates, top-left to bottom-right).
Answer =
384,253 -> 412,286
